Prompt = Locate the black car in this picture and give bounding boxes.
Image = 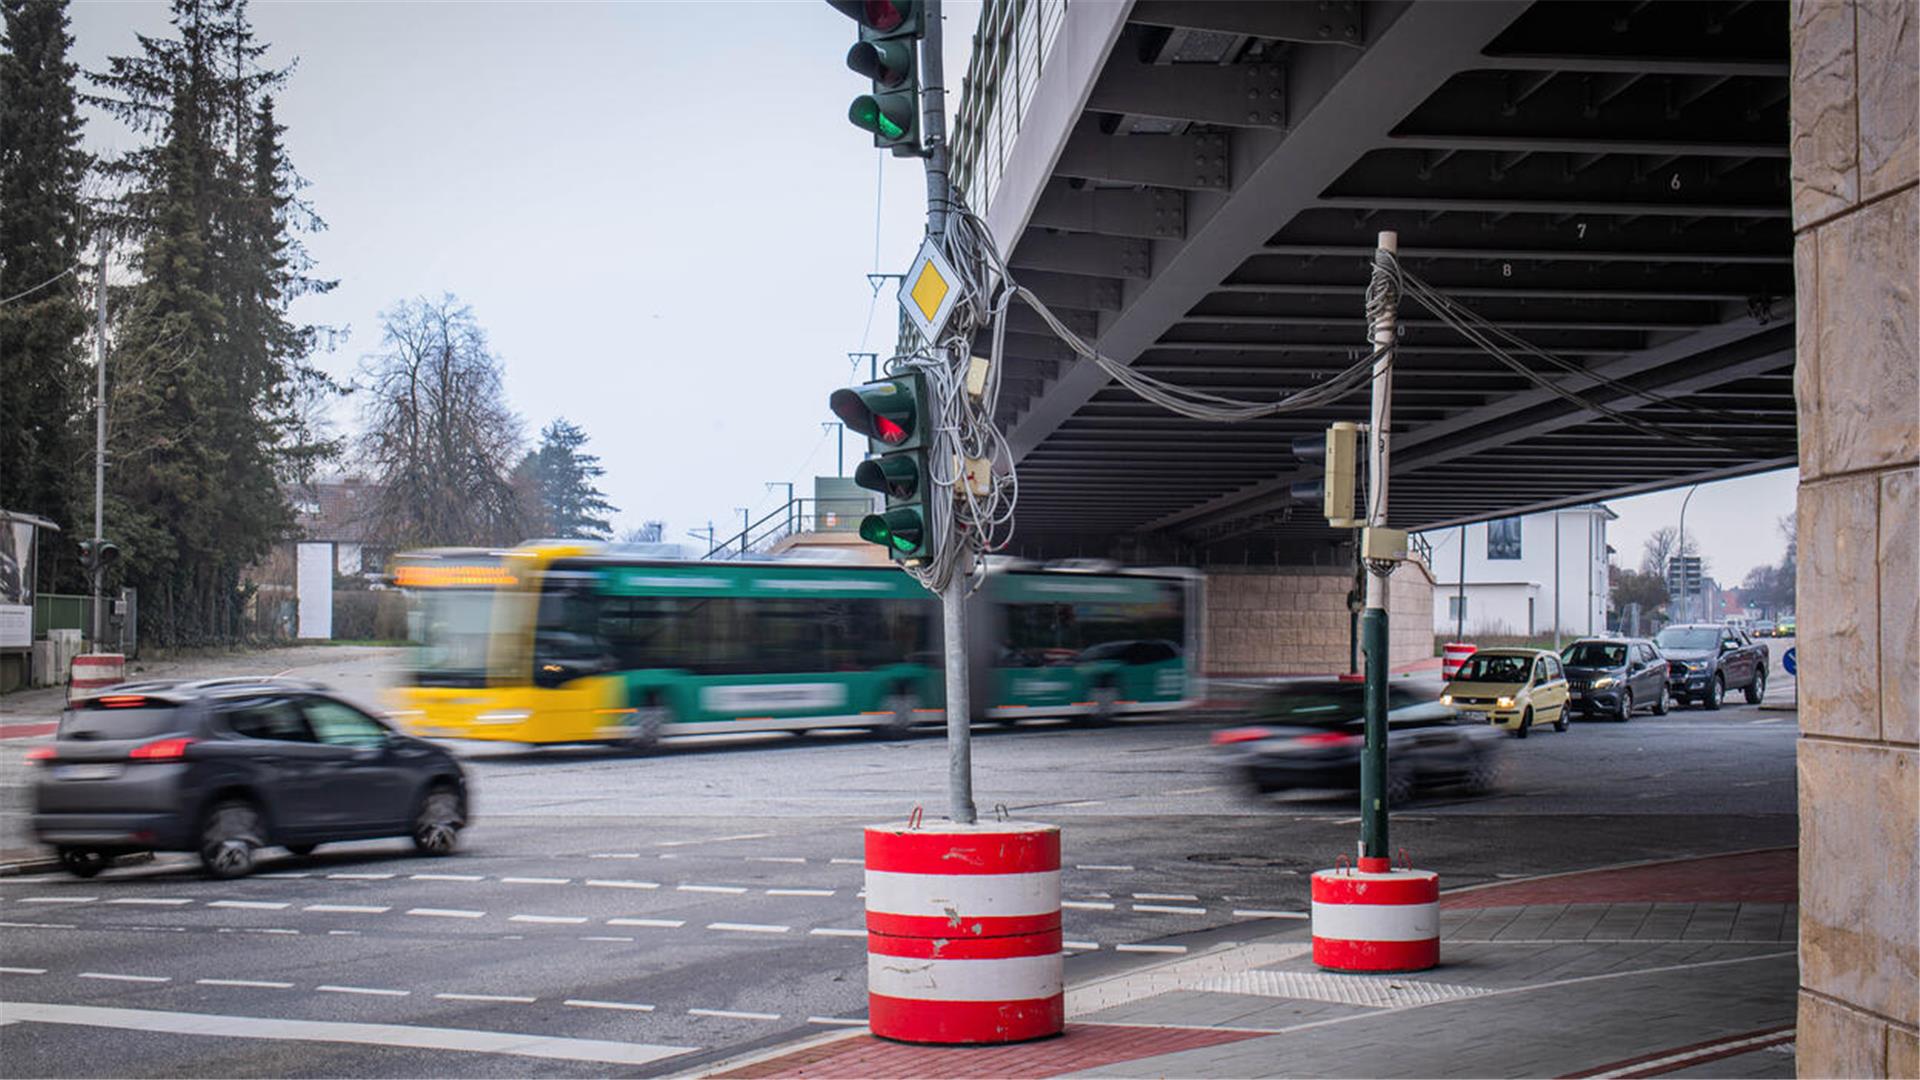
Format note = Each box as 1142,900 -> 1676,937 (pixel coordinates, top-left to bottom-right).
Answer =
1561,638 -> 1670,721
1213,680 -> 1504,803
1654,623 -> 1770,709
30,678 -> 469,879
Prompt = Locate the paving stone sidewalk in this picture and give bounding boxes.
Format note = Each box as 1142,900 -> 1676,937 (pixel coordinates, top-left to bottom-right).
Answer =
699,849 -> 1799,1079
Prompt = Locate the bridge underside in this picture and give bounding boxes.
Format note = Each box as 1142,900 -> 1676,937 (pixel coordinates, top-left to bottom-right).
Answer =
982,0 -> 1796,563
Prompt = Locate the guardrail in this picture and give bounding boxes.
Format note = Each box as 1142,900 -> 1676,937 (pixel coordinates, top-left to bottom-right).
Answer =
703,497 -> 875,561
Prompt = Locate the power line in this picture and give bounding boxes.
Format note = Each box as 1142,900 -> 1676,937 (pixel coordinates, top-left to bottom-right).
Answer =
0,265 -> 77,307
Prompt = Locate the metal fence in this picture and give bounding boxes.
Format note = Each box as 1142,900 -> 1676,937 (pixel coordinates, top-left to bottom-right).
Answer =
948,0 -> 1066,213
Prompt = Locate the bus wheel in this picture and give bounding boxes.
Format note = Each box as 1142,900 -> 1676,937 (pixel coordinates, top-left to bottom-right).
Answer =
875,691 -> 918,739
624,705 -> 669,753
1080,682 -> 1120,726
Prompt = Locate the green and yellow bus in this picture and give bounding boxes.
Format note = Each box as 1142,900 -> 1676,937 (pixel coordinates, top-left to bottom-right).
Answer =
386,543 -> 1200,748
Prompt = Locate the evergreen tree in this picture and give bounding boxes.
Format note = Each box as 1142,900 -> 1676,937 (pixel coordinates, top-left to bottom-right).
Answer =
523,418 -> 617,540
0,0 -> 92,591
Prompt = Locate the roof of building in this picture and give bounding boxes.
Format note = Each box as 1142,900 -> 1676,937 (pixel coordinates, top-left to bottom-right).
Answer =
290,479 -> 381,544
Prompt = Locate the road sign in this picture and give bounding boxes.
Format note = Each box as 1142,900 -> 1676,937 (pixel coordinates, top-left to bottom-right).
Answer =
1783,647 -> 1796,675
899,239 -> 965,343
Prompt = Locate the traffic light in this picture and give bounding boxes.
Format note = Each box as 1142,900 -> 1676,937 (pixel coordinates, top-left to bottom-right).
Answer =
1292,422 -> 1363,528
828,0 -> 923,154
79,539 -> 120,576
830,372 -> 938,564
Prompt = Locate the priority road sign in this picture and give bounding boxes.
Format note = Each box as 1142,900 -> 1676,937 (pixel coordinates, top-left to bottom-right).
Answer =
899,238 -> 966,343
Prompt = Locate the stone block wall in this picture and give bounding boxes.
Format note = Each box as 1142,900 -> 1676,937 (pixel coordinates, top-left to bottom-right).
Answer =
1789,2 -> 1918,1074
1204,562 -> 1434,676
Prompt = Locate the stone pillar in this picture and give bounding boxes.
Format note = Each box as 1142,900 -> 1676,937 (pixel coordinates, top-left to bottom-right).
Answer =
1789,2 -> 1918,1075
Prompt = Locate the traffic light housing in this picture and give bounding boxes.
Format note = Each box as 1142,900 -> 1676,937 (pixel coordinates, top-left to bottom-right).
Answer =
1293,421 -> 1363,528
830,372 -> 938,565
829,0 -> 923,154
79,539 -> 120,576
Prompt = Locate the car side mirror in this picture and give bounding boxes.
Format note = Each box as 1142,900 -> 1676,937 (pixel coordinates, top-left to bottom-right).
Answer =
1721,640 -> 1739,652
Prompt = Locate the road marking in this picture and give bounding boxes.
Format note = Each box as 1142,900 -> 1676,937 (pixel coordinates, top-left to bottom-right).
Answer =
809,927 -> 866,938
509,914 -> 587,925
689,1008 -> 780,1021
829,858 -> 863,866
209,900 -> 289,911
243,928 -> 299,935
501,877 -> 569,885
197,979 -> 292,989
406,908 -> 485,919
327,873 -> 394,881
20,897 -> 94,904
657,832 -> 772,848
0,921 -> 75,929
607,918 -> 684,928
707,922 -> 790,934
0,1001 -> 699,1066
80,972 -> 170,983
436,993 -> 536,1004
1134,904 -> 1207,915
1134,893 -> 1200,901
766,888 -> 835,897
0,967 -> 47,975
1163,786 -> 1220,796
1751,718 -> 1784,725
1063,900 -> 1116,911
257,872 -> 311,879
747,857 -> 807,864
327,930 -> 360,936
678,884 -> 748,894
807,1017 -> 867,1026
1076,864 -> 1134,872
411,873 -> 483,882
1063,941 -> 1100,950
565,999 -> 654,1012
317,985 -> 408,997
580,936 -> 633,943
1116,944 -> 1189,954
304,904 -> 389,914
107,898 -> 193,906
1057,800 -> 1104,808
1333,816 -> 1362,825
1234,910 -> 1310,919
585,880 -> 659,890
588,853 -> 641,859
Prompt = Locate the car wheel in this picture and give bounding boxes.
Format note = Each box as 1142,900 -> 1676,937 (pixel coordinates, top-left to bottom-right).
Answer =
199,800 -> 264,880
1653,691 -> 1670,716
1745,669 -> 1767,705
624,703 -> 670,754
412,785 -> 464,856
1514,709 -> 1532,739
285,844 -> 318,857
1618,689 -> 1634,723
58,847 -> 107,879
1078,682 -> 1121,726
1705,675 -> 1725,711
1465,750 -> 1502,794
1553,706 -> 1570,733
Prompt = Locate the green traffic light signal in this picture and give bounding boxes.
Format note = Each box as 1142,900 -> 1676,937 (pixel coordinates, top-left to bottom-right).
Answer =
829,0 -> 922,152
859,507 -> 926,556
849,94 -> 913,142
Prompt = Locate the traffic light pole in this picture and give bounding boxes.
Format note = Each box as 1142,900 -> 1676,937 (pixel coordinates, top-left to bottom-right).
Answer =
92,235 -> 108,654
1359,231 -> 1397,864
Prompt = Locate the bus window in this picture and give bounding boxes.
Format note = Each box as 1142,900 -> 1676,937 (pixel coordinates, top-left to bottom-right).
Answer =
591,594 -> 932,677
531,574 -> 614,686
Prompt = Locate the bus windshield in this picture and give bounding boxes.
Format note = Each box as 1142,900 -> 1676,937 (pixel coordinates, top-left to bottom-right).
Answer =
412,588 -> 497,686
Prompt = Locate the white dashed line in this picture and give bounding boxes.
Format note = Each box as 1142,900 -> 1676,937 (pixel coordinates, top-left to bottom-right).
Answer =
198,978 -> 293,989
0,921 -> 75,929
707,922 -> 790,934
80,972 -> 169,983
1056,800 -> 1104,808
327,930 -> 361,936
317,985 -> 408,997
509,914 -> 588,925
657,832 -> 772,848
588,853 -> 641,859
257,872 -> 310,879
106,898 -> 193,906
808,927 -> 865,938
244,928 -> 300,935
20,897 -> 94,904
766,888 -> 835,897
406,908 -> 485,919
1,966 -> 48,975
580,935 -> 633,943
436,993 -> 536,1004
677,884 -> 747,895
209,900 -> 290,911
1133,904 -> 1207,915
689,1008 -> 780,1021
411,873 -> 484,882
829,858 -> 863,865
1133,893 -> 1200,901
1116,944 -> 1189,954
747,857 -> 807,864
1233,909 -> 1309,920
1163,785 -> 1220,796
304,904 -> 390,914
501,877 -> 569,886
607,917 -> 684,928
1076,864 -> 1133,872
585,880 -> 658,890
1062,900 -> 1116,911
327,873 -> 395,881
807,1017 -> 867,1026
566,999 -> 654,1012
1063,940 -> 1100,950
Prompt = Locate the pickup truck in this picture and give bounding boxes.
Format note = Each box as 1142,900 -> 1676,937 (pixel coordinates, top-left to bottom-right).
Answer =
1653,623 -> 1770,709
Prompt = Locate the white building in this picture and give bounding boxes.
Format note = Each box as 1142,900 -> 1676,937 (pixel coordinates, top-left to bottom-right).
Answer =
1421,505 -> 1615,640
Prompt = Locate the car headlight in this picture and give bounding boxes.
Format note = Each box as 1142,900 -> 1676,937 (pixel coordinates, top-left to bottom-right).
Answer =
1440,693 -> 1453,706
1496,696 -> 1515,709
1591,676 -> 1616,690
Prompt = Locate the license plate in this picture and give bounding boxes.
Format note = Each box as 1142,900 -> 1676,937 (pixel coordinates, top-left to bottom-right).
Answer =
57,764 -> 124,781
1460,711 -> 1486,722
1571,690 -> 1585,700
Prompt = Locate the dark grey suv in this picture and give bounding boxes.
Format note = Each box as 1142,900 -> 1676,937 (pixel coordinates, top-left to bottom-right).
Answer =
31,678 -> 468,879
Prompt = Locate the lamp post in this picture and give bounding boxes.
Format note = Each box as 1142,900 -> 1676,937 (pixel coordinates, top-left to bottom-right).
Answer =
1676,485 -> 1699,621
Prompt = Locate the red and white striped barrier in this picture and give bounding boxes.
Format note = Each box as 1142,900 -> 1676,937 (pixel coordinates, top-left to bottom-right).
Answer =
864,819 -> 1063,1045
1442,642 -> 1477,680
68,653 -> 126,704
1310,860 -> 1440,973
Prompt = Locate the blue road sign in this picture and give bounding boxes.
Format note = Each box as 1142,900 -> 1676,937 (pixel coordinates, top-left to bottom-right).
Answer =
1783,647 -> 1797,676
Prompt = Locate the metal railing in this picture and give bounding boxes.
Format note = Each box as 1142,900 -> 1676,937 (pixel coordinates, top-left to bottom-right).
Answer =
948,0 -> 1068,213
702,497 -> 875,561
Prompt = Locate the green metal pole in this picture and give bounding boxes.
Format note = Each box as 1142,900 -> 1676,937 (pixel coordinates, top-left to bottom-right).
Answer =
1360,606 -> 1389,859
1359,229 -> 1397,866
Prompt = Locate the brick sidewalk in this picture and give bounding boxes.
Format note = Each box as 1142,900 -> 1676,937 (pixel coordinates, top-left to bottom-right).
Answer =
1441,847 -> 1796,908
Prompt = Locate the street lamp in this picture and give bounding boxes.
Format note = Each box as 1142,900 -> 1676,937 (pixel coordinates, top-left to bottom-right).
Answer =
1676,484 -> 1699,622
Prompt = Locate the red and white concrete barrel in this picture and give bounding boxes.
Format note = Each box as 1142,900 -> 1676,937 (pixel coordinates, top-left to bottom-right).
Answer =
1441,642 -> 1477,680
1310,859 -> 1440,972
863,820 -> 1063,1044
68,653 -> 126,704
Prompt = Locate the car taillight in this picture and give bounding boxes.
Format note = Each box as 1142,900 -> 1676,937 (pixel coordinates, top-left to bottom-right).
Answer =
26,747 -> 56,763
129,737 -> 194,760
1210,727 -> 1270,746
1294,732 -> 1361,747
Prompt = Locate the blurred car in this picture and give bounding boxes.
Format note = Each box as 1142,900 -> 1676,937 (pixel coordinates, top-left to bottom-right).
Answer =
1654,623 -> 1769,709
1212,680 -> 1504,803
1441,648 -> 1572,737
30,678 -> 469,879
1560,638 -> 1669,721
1775,616 -> 1796,637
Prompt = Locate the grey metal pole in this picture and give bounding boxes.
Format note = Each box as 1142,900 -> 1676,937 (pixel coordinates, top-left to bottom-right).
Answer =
1456,524 -> 1466,641
1677,485 -> 1698,622
1359,230 -> 1396,863
92,236 -> 108,653
1553,513 -> 1562,650
822,422 -> 845,478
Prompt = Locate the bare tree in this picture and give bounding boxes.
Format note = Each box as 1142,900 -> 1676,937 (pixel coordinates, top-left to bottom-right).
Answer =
357,295 -> 525,547
1639,525 -> 1702,578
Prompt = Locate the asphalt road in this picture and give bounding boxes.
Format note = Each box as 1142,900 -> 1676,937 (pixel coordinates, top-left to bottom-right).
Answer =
0,647 -> 1798,1077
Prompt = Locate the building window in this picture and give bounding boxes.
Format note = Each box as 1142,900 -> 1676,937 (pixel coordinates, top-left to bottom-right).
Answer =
1448,596 -> 1467,620
1487,517 -> 1523,560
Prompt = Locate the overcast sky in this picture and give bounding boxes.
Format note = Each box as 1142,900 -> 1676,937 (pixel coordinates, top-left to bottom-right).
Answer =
63,1 -> 1795,582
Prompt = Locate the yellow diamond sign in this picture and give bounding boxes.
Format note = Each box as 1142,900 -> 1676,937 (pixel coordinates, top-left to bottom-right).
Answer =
898,239 -> 967,343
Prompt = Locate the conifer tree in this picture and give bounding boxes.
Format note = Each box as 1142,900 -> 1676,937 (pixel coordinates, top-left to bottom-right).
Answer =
523,419 -> 617,540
